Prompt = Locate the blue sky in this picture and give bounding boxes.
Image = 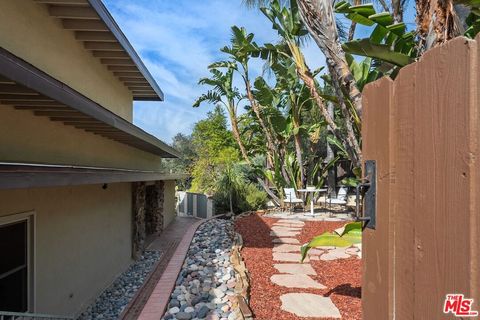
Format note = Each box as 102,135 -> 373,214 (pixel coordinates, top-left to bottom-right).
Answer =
103,0 -> 415,145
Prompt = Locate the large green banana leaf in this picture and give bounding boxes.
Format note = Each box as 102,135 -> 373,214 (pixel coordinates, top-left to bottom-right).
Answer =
300,222 -> 362,262
342,39 -> 414,67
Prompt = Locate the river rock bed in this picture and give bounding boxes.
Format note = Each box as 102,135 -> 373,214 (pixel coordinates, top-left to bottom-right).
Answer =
162,218 -> 238,320
77,250 -> 161,320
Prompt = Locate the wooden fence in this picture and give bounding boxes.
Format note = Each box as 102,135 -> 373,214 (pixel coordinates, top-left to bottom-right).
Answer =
361,36 -> 480,319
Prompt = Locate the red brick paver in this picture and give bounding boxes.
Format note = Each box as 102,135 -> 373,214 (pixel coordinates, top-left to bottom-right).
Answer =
120,217 -> 200,320
136,218 -> 205,320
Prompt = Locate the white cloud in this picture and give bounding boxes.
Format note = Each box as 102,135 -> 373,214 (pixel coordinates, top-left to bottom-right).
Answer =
103,0 -> 326,143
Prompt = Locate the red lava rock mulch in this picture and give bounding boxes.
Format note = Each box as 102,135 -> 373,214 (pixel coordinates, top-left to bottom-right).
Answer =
234,213 -> 361,320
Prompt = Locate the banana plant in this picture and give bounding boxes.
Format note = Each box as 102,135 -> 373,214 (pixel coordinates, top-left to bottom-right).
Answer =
300,221 -> 362,262
335,1 -> 416,72
463,0 -> 480,39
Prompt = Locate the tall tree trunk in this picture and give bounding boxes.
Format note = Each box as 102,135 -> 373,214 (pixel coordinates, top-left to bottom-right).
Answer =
245,80 -> 278,160
416,0 -> 462,52
298,70 -> 361,167
326,101 -> 337,196
328,64 -> 362,165
292,117 -> 306,188
245,79 -> 292,186
392,0 -> 403,22
348,21 -> 357,41
229,112 -> 250,161
228,110 -> 281,206
297,0 -> 363,118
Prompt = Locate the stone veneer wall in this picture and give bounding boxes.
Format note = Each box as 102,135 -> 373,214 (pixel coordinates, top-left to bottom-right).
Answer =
132,182 -> 146,260
145,181 -> 165,236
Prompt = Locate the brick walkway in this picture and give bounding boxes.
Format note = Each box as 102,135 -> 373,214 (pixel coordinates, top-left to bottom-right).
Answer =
120,216 -> 202,320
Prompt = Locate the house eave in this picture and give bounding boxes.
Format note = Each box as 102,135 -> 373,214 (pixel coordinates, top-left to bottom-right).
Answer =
0,162 -> 188,190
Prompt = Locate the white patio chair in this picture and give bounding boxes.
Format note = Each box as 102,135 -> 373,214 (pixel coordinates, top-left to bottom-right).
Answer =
284,188 -> 304,213
327,187 -> 348,206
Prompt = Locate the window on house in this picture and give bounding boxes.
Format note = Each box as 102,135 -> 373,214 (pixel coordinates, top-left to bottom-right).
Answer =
0,220 -> 28,312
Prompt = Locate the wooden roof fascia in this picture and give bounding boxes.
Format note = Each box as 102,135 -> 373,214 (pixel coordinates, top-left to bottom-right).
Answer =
0,47 -> 180,158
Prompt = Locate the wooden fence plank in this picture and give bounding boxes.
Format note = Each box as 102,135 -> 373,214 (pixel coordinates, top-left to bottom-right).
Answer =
391,62 -> 416,320
362,77 -> 394,319
413,37 -> 475,319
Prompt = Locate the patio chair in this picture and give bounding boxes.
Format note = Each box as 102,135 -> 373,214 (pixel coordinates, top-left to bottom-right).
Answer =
284,188 -> 304,213
327,187 -> 348,206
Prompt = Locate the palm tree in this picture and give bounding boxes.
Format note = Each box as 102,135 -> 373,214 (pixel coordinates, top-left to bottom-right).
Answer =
215,28 -> 280,161
295,0 -> 363,119
193,66 -> 282,205
416,0 -> 463,52
216,164 -> 246,215
194,67 -> 249,161
260,0 -> 362,167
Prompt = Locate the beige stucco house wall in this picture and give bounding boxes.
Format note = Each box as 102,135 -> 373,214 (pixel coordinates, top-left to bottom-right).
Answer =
0,183 -> 132,316
163,180 -> 177,228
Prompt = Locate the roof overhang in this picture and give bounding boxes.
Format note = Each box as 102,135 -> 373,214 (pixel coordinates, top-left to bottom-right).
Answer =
0,162 -> 188,190
34,0 -> 164,101
0,47 -> 180,158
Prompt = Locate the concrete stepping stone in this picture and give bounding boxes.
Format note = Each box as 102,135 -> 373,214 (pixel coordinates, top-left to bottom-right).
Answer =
319,250 -> 350,261
280,293 -> 341,318
271,226 -> 303,231
273,222 -> 304,227
273,252 -> 307,262
345,247 -> 360,255
307,248 -> 325,256
273,263 -> 316,275
328,248 -> 352,259
315,246 -> 336,250
319,253 -> 338,261
270,230 -> 300,237
273,244 -> 301,253
271,274 -> 326,289
277,220 -> 304,225
272,238 -> 300,244
273,221 -> 303,225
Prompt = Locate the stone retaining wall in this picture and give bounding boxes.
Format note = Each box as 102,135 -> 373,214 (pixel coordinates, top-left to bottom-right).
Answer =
230,232 -> 253,320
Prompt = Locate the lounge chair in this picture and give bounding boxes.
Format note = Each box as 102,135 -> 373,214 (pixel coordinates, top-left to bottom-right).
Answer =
327,187 -> 348,206
284,188 -> 304,213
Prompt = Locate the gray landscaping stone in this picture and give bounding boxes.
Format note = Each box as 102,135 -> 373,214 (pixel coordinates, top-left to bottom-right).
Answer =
77,251 -> 161,320
197,305 -> 210,318
161,219 -> 238,320
176,311 -> 193,320
280,293 -> 341,318
270,274 -> 326,289
169,307 -> 180,314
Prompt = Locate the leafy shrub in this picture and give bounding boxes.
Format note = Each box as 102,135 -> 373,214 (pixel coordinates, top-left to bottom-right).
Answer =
243,184 -> 268,211
213,180 -> 268,214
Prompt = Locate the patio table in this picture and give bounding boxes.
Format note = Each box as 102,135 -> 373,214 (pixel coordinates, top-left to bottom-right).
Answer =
298,188 -> 327,216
